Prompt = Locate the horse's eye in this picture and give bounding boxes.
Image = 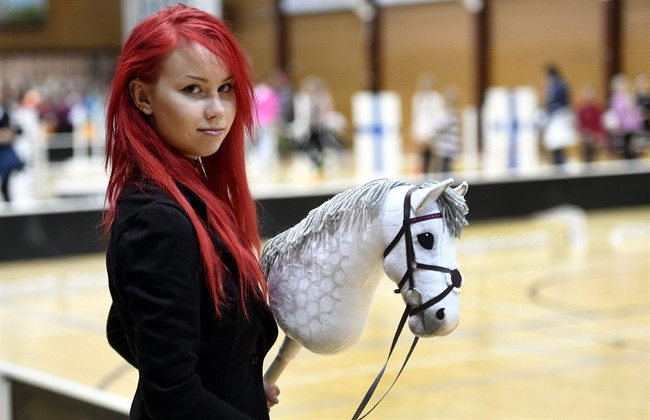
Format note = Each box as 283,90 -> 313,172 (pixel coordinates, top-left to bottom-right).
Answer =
417,232 -> 434,250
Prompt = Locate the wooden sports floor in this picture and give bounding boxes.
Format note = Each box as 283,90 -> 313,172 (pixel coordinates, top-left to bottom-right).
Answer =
1,205 -> 648,419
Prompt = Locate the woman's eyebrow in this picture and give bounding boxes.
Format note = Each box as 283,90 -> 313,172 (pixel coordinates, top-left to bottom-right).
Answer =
181,75 -> 234,83
182,75 -> 208,82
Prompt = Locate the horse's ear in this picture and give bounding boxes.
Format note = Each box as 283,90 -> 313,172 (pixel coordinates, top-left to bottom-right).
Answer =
411,178 -> 454,213
454,181 -> 469,197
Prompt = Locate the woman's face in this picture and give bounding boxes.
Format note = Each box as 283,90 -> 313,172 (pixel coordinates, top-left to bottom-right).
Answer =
134,42 -> 236,159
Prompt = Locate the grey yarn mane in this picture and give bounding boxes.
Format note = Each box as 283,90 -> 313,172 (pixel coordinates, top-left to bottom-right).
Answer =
421,181 -> 469,239
261,179 -> 409,274
260,179 -> 469,275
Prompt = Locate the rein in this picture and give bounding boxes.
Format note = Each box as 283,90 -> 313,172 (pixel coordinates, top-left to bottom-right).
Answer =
352,186 -> 463,419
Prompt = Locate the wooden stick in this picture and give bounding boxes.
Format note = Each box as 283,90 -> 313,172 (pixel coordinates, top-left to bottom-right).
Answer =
264,336 -> 302,385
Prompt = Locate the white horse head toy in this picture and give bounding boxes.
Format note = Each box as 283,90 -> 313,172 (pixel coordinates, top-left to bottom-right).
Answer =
262,178 -> 469,386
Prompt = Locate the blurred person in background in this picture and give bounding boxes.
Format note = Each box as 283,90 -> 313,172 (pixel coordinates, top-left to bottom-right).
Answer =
575,84 -> 605,164
269,70 -> 296,160
0,82 -> 25,202
292,76 -> 346,170
270,70 -> 294,134
541,64 -> 575,167
634,73 -> 650,145
249,79 -> 280,172
410,73 -> 444,174
431,86 -> 461,174
102,5 -> 279,419
609,73 -> 643,160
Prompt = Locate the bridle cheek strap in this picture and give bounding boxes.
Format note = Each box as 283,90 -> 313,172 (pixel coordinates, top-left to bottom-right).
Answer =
386,186 -> 463,316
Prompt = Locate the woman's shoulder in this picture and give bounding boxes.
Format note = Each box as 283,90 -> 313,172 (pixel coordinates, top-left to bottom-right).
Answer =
114,182 -> 192,229
115,181 -> 210,228
109,183 -> 199,251
118,182 -> 179,212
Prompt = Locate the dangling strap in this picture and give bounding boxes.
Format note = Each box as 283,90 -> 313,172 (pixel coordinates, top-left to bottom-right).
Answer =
351,306 -> 420,420
356,184 -> 455,418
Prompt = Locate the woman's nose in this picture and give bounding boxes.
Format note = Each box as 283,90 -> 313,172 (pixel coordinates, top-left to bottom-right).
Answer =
205,94 -> 225,119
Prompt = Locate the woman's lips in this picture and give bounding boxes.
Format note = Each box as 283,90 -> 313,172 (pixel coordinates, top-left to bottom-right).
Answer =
199,128 -> 224,136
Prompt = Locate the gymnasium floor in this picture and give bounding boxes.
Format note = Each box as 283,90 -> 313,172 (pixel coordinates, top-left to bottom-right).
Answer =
0,205 -> 648,419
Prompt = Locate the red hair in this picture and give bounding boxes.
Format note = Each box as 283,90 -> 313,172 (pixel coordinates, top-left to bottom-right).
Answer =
102,5 -> 266,316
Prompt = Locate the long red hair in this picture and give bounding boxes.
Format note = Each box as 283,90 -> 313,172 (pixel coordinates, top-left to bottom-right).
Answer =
102,4 -> 266,316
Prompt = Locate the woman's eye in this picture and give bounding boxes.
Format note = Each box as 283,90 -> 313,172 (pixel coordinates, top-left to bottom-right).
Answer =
182,85 -> 201,94
219,83 -> 234,93
417,232 -> 434,250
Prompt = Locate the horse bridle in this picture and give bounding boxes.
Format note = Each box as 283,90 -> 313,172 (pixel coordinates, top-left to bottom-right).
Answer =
352,185 -> 463,420
383,185 -> 463,316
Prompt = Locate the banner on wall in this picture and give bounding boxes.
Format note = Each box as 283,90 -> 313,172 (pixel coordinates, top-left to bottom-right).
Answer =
352,91 -> 402,181
481,86 -> 539,175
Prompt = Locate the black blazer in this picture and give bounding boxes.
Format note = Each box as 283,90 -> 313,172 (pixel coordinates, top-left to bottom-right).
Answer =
106,183 -> 278,420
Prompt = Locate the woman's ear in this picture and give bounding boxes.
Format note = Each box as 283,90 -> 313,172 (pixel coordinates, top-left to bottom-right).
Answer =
129,79 -> 152,115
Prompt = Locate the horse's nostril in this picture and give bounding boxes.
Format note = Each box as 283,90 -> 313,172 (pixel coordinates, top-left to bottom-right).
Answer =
436,308 -> 445,320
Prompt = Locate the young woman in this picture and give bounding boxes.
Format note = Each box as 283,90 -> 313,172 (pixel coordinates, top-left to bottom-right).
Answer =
103,5 -> 279,419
